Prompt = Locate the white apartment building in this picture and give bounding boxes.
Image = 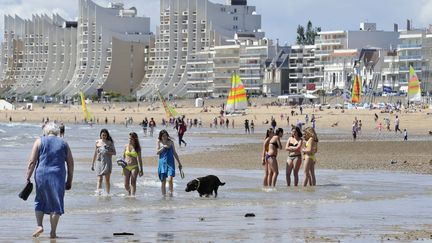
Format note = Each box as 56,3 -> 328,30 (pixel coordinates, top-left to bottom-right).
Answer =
186,36 -> 272,98
136,0 -> 264,99
288,45 -> 320,94
382,27 -> 432,94
0,14 -> 78,96
60,0 -> 152,97
0,0 -> 152,98
315,23 -> 400,92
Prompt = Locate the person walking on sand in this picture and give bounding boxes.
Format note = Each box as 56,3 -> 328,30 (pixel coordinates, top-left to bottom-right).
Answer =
352,121 -> 358,141
122,132 -> 143,196
157,130 -> 183,196
91,129 -> 116,195
303,127 -> 318,187
261,128 -> 274,187
285,126 -> 303,186
250,120 -> 255,134
267,128 -> 284,187
59,123 -> 65,137
403,129 -> 408,141
25,122 -> 74,238
395,115 -> 402,134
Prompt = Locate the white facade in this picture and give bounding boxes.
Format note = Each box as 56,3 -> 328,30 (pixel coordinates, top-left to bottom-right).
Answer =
136,0 -> 264,99
60,0 -> 152,97
382,29 -> 432,94
185,37 -> 272,98
0,14 -> 77,96
316,23 -> 400,92
0,0 -> 152,98
288,45 -> 320,94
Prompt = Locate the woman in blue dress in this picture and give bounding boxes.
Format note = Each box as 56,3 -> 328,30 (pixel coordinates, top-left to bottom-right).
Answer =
25,122 -> 74,238
156,130 -> 182,196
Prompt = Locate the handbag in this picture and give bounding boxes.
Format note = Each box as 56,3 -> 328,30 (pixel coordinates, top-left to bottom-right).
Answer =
18,181 -> 33,201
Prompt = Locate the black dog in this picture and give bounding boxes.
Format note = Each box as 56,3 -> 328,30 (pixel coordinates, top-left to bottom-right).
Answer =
185,175 -> 225,197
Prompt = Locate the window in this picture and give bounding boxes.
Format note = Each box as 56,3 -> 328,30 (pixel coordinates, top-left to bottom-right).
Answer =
233,16 -> 238,21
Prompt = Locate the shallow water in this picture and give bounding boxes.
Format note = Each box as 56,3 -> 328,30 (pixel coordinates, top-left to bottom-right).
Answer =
1,123 -> 432,242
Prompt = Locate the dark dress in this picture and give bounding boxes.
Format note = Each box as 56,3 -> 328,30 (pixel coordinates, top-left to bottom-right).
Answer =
34,136 -> 68,215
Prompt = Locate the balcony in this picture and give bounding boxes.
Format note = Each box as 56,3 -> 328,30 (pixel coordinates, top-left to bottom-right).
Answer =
399,55 -> 423,61
397,44 -> 422,50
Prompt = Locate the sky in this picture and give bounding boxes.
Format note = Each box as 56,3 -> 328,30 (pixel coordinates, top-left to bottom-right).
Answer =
1,0 -> 432,44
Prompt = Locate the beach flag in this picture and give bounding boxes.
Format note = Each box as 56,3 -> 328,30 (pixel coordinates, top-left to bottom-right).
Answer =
351,74 -> 362,104
408,66 -> 422,102
226,74 -> 247,113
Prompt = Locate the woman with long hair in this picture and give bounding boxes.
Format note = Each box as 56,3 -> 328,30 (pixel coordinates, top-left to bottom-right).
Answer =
122,132 -> 143,196
91,129 -> 116,195
285,126 -> 303,186
303,127 -> 318,186
267,128 -> 284,187
261,128 -> 274,187
157,130 -> 182,196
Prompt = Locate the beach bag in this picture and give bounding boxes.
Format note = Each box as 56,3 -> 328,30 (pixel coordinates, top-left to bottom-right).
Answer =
19,181 -> 33,201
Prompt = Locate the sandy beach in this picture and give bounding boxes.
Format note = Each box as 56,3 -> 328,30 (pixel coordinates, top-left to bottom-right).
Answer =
2,99 -> 432,176
1,100 -> 432,241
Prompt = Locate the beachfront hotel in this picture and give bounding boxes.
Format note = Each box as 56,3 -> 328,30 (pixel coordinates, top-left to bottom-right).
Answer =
136,0 -> 264,99
0,0 -> 152,98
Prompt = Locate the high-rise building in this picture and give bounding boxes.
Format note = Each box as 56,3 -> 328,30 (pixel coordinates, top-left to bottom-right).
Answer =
60,0 -> 152,97
136,0 -> 264,99
0,14 -> 78,95
0,0 -> 153,98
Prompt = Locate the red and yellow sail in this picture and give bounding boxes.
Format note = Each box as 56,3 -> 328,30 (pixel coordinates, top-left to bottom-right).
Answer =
408,65 -> 422,102
226,74 -> 247,112
351,74 -> 362,104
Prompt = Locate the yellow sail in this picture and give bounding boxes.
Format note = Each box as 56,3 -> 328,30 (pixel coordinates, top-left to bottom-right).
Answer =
79,91 -> 93,122
156,90 -> 178,118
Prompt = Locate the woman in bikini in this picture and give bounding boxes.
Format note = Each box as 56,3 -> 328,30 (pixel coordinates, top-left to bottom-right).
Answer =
261,128 -> 274,187
157,130 -> 182,196
303,127 -> 318,187
122,132 -> 143,196
267,128 -> 284,187
285,126 -> 303,186
91,129 -> 116,195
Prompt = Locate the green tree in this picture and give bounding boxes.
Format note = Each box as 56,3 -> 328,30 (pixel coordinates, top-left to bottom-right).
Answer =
296,21 -> 321,45
296,25 -> 306,45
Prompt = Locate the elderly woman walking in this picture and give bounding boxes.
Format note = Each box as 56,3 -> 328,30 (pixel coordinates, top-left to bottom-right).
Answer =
25,122 -> 74,238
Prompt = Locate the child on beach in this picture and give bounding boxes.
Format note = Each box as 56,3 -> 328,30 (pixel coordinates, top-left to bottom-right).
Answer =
157,130 -> 182,196
404,129 -> 408,141
303,127 -> 318,187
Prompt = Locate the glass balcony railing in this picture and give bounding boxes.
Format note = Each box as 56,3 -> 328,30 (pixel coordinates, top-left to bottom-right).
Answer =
399,55 -> 422,61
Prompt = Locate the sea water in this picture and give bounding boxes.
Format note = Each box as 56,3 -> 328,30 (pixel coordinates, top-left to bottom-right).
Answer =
1,123 -> 432,242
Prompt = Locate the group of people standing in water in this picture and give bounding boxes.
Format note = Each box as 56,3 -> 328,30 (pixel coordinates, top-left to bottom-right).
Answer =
262,125 -> 318,187
91,129 -> 182,197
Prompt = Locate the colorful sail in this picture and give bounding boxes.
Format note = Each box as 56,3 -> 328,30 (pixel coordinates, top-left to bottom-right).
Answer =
351,74 -> 362,104
157,90 -> 178,118
226,73 -> 247,113
408,66 -> 422,102
79,91 -> 93,122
